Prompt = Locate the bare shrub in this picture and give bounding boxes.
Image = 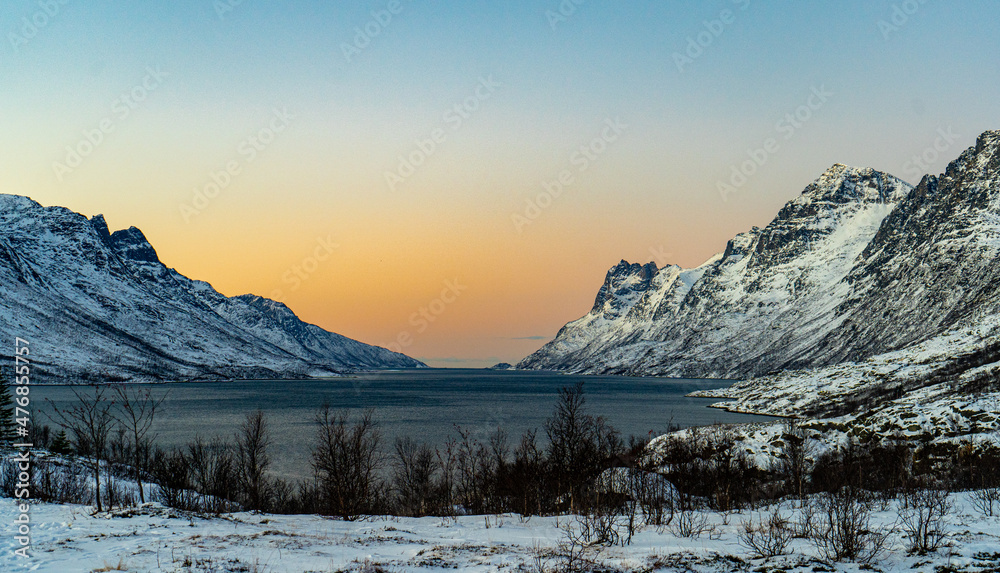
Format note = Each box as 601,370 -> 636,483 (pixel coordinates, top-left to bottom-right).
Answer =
811,486 -> 889,563
235,410 -> 272,512
110,383 -> 165,504
672,496 -> 711,539
47,385 -> 115,512
33,458 -> 94,505
150,447 -> 193,509
546,382 -> 623,514
656,425 -> 763,512
572,494 -> 634,547
793,499 -> 817,538
312,406 -> 385,520
509,429 -> 548,517
971,487 -> 1000,516
777,419 -> 813,499
556,518 -> 604,572
738,506 -> 793,559
187,437 -> 239,513
102,474 -> 136,510
392,436 -> 439,516
0,459 -> 18,497
900,486 -> 951,554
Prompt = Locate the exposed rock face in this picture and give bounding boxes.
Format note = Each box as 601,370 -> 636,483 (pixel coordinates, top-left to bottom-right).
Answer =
520,131 -> 1000,379
0,196 -> 424,381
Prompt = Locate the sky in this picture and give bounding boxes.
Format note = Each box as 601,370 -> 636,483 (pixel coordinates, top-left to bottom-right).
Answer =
1,1 -> 998,368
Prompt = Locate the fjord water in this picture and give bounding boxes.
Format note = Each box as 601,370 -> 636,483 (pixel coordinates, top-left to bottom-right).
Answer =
31,369 -> 771,479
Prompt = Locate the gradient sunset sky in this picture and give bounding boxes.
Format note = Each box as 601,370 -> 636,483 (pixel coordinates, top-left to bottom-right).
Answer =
3,1 -> 998,367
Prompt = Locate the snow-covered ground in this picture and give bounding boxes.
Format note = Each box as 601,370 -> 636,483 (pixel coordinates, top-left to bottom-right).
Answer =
3,492 -> 1000,572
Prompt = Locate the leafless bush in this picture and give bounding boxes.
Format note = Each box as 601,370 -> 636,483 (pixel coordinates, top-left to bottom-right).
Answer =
47,385 -> 115,512
971,487 -> 1000,516
672,497 -> 712,539
32,459 -> 94,505
452,425 -> 507,515
102,474 -> 136,510
900,486 -> 951,554
186,437 -> 239,513
556,518 -> 604,572
572,496 -> 635,547
392,436 -> 440,516
777,419 -> 813,499
546,382 -> 623,514
312,406 -> 385,520
509,429 -> 548,517
110,383 -> 165,504
793,499 -> 817,538
235,410 -> 272,512
151,447 -> 196,510
738,506 -> 793,559
811,486 -> 889,563
656,425 -> 764,512
523,540 -> 552,573
0,459 -> 18,497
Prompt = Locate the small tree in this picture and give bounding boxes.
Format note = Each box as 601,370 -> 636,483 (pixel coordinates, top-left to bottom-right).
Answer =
545,382 -> 622,513
778,418 -> 813,499
50,430 -> 74,455
312,406 -> 384,520
236,410 -> 272,512
47,385 -> 116,512
111,383 -> 166,503
392,436 -> 438,516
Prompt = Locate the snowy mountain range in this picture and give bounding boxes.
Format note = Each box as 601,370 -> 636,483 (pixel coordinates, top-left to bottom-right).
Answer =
519,130 -> 1000,390
0,196 -> 424,381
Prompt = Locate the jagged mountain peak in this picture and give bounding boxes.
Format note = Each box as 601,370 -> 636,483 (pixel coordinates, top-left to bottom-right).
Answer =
109,226 -> 161,264
607,259 -> 659,279
797,163 -> 911,206
89,214 -> 112,241
591,260 -> 660,315
942,129 -> 1000,182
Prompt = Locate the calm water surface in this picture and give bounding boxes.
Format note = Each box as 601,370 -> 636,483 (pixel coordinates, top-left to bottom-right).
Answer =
30,369 -> 771,479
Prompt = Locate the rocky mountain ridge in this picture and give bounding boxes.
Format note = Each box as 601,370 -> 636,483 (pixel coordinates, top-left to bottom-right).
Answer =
0,195 -> 424,381
519,131 -> 1000,389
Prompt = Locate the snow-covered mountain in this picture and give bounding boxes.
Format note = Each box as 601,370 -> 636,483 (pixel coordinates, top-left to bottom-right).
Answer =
0,195 -> 424,381
519,130 -> 1000,383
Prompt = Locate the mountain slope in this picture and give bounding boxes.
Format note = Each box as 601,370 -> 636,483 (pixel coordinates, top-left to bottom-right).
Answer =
520,131 -> 1000,382
0,195 -> 423,381
519,163 -> 915,377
